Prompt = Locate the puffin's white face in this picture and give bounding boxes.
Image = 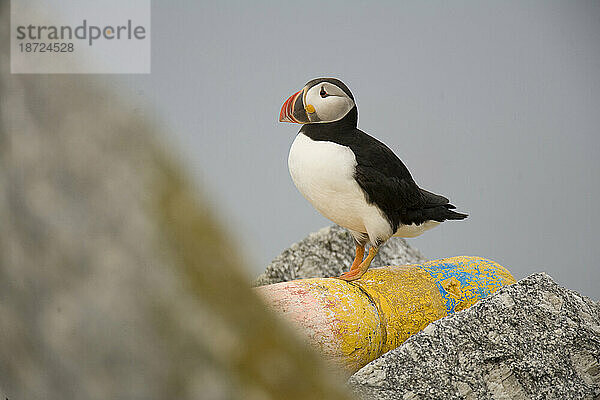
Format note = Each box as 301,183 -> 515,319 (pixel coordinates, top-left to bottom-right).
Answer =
279,78 -> 356,124
303,82 -> 355,123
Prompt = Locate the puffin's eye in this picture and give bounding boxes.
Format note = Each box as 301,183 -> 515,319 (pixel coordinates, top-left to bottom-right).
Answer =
320,86 -> 329,98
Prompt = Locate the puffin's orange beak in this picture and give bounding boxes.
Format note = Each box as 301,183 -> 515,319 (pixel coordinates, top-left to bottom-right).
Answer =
279,89 -> 309,123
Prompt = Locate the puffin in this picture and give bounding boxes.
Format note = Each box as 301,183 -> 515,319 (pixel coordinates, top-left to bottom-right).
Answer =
279,77 -> 468,281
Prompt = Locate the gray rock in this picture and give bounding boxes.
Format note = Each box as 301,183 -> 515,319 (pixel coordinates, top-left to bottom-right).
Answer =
254,225 -> 427,286
349,273 -> 600,399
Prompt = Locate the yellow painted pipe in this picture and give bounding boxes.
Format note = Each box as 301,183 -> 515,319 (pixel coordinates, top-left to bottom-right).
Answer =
256,256 -> 515,373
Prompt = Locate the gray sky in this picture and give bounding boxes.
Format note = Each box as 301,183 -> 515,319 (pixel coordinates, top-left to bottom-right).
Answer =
117,1 -> 599,298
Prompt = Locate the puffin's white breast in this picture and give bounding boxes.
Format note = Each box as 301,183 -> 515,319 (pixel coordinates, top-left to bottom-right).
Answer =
288,133 -> 391,237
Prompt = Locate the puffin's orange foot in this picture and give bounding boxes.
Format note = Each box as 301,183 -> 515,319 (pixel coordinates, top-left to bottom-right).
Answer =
336,245 -> 379,282
337,268 -> 366,281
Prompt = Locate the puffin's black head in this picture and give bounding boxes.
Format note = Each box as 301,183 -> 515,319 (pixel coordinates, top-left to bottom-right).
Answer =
279,78 -> 356,125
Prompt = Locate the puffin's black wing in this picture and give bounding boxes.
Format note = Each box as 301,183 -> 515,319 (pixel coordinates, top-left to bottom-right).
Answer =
349,129 -> 467,231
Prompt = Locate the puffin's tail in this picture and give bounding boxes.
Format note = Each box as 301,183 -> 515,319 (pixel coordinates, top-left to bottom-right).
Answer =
417,188 -> 468,222
442,206 -> 468,220
417,203 -> 468,223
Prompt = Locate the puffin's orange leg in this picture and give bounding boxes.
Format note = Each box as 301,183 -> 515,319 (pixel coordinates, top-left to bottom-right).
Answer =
335,244 -> 363,280
338,246 -> 378,281
348,244 -> 365,271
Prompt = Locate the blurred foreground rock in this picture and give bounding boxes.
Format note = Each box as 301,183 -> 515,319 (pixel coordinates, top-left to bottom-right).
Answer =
0,3 -> 352,399
254,225 -> 426,286
349,273 -> 600,399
